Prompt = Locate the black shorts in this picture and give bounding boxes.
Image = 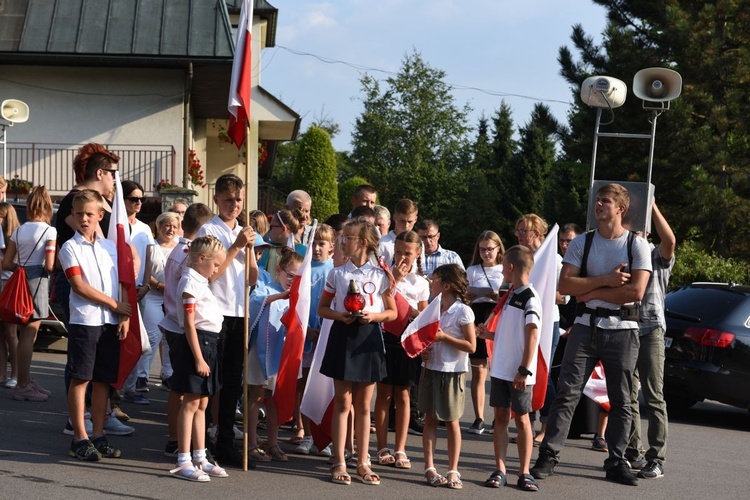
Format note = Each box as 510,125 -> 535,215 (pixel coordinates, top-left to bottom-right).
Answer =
66,324 -> 120,383
490,377 -> 533,415
171,329 -> 221,396
160,328 -> 181,366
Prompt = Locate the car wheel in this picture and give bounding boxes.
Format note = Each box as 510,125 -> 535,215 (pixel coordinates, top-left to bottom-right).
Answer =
664,392 -> 699,416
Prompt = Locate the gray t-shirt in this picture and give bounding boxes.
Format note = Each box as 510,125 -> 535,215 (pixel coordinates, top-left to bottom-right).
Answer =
639,245 -> 675,334
563,230 -> 652,330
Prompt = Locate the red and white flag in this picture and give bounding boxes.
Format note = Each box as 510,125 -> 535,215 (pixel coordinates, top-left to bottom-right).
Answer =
400,293 -> 441,358
109,172 -> 146,389
227,0 -> 253,147
274,222 -> 316,424
300,319 -> 335,450
527,224 -> 559,411
583,361 -> 611,412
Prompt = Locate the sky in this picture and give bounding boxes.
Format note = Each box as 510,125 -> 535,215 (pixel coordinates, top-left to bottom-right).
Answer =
261,0 -> 609,152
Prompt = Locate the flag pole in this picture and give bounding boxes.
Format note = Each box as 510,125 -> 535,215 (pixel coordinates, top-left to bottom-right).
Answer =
242,119 -> 251,472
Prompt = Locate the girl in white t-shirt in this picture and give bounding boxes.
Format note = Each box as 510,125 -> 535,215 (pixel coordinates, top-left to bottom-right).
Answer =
318,219 -> 398,486
2,187 -> 56,401
374,230 -> 428,470
419,263 -> 476,489
0,202 -> 20,390
169,235 -> 228,482
465,230 -> 506,435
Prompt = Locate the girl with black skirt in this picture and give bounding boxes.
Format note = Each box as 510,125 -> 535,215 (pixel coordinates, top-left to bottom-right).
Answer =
318,219 -> 398,486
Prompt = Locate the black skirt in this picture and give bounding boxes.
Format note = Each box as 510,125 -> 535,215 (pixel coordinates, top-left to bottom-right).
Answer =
320,320 -> 387,383
381,331 -> 420,387
170,329 -> 222,396
469,302 -> 496,360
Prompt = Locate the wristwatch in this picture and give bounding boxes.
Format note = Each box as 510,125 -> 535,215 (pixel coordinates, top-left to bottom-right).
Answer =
518,365 -> 533,377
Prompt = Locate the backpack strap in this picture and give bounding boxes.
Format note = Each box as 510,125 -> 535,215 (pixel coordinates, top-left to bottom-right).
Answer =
579,230 -> 596,278
21,226 -> 50,268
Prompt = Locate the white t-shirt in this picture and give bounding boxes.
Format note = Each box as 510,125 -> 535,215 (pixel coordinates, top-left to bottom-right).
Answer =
489,284 -> 542,385
11,222 -> 57,267
466,263 -> 504,304
198,215 -> 245,317
177,267 -> 223,333
130,218 -> 154,285
423,299 -> 475,373
323,260 -> 389,313
59,232 -> 118,326
563,230 -> 652,330
159,237 -> 190,333
394,272 -> 430,309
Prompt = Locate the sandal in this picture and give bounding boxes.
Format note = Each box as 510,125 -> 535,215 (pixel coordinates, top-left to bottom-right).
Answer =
518,473 -> 539,492
264,443 -> 288,462
485,469 -> 507,488
446,470 -> 463,490
330,462 -> 351,485
195,460 -> 229,478
170,462 -> 210,482
424,467 -> 448,487
377,447 -> 396,466
394,450 -> 411,469
248,446 -> 271,462
356,463 -> 381,485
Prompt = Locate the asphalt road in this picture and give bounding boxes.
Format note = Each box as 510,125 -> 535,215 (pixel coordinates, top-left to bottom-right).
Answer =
1,351 -> 748,499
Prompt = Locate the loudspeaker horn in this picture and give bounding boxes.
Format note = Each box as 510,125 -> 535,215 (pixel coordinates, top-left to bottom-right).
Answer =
580,76 -> 627,109
633,68 -> 682,102
1,99 -> 29,124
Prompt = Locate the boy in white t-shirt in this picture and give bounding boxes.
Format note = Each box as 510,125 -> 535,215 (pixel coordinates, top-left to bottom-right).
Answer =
196,174 -> 256,466
59,190 -> 131,462
484,245 -> 542,492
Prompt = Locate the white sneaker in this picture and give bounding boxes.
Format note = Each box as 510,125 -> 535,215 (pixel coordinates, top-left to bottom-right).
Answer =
294,436 -> 314,455
104,413 -> 135,436
4,378 -> 17,389
233,425 -> 243,440
317,443 -> 332,457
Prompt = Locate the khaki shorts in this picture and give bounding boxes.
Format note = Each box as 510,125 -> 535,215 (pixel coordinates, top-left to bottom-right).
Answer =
418,368 -> 466,422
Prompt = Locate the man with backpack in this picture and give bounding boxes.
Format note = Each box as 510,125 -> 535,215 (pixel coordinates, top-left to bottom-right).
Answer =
530,183 -> 652,486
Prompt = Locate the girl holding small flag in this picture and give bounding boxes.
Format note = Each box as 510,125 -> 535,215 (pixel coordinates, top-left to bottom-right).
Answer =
419,263 -> 476,489
318,219 -> 397,486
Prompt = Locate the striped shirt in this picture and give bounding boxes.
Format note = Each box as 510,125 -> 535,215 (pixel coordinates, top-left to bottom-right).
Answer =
423,245 -> 464,277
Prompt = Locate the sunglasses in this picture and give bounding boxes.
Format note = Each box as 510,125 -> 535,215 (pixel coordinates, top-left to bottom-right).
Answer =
126,197 -> 145,203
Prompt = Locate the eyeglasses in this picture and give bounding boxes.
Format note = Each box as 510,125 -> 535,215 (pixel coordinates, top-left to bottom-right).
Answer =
559,239 -> 574,244
339,235 -> 361,244
101,168 -> 117,176
420,233 -> 438,240
126,197 -> 145,203
479,246 -> 499,253
279,268 -> 297,280
515,228 -> 538,237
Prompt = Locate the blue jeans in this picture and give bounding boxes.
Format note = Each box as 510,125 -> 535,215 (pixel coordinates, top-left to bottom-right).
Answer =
627,327 -> 668,465
539,323 -> 640,469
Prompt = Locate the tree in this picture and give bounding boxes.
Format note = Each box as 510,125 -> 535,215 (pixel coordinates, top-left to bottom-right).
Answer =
558,1 -> 750,259
350,50 -> 472,222
293,125 -> 338,221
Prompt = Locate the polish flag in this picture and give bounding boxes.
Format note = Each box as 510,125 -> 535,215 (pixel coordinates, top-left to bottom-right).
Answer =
583,362 -> 611,412
227,0 -> 253,147
400,293 -> 441,358
483,287 -> 512,367
273,222 -> 315,424
382,291 -> 411,336
527,224 -> 559,411
109,172 -> 145,389
300,319 -> 335,450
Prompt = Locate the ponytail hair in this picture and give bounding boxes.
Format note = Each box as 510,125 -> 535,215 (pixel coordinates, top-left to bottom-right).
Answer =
432,263 -> 469,305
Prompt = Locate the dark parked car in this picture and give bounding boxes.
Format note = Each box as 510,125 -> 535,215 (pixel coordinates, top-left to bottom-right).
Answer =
664,282 -> 750,414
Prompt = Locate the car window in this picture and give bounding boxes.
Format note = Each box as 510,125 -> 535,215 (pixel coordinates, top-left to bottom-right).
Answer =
666,287 -> 750,324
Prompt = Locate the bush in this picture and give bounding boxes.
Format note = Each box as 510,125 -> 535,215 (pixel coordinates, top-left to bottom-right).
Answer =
293,126 -> 339,222
670,240 -> 750,289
